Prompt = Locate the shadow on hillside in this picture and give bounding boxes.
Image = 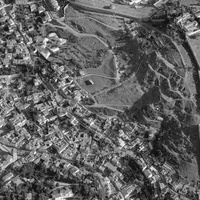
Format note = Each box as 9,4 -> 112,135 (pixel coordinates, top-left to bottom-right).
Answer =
125,86 -> 160,121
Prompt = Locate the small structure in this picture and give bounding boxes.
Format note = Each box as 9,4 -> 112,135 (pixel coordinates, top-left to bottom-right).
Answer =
85,79 -> 94,86
15,0 -> 28,4
154,0 -> 169,8
2,172 -> 14,182
103,4 -> 115,9
50,0 -> 60,11
175,12 -> 200,37
79,70 -> 86,76
129,0 -> 149,8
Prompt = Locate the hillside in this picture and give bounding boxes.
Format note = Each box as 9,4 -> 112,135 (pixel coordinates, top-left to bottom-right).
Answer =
48,4 -> 200,181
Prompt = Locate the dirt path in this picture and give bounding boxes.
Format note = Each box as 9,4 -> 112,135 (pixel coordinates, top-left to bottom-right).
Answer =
93,57 -> 144,97
87,104 -> 130,112
156,52 -> 184,79
64,16 -> 121,30
46,22 -> 109,47
47,17 -> 121,81
147,63 -> 192,102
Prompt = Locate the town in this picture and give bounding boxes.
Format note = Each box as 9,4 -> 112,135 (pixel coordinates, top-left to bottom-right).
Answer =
0,0 -> 200,200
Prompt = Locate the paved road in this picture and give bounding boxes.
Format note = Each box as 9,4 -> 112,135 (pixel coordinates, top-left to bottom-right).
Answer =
87,104 -> 126,113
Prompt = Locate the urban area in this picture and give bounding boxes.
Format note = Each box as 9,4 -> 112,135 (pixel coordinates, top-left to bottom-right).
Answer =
0,0 -> 200,200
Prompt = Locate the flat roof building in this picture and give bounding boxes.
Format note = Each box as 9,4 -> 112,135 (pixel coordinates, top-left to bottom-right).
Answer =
85,79 -> 94,86
15,0 -> 28,4
154,0 -> 169,8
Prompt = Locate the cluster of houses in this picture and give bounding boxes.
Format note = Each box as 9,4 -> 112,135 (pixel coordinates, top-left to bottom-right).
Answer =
117,0 -> 169,9
35,33 -> 67,60
175,12 -> 200,37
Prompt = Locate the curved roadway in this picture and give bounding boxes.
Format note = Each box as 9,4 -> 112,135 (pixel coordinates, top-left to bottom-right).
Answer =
69,1 -> 171,38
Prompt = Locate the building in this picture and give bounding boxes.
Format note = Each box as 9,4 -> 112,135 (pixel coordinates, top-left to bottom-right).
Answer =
175,13 -> 200,37
2,172 -> 14,182
50,0 -> 60,11
128,0 -> 149,8
154,0 -> 169,8
0,117 -> 5,128
44,11 -> 52,22
104,162 -> 116,172
38,5 -> 45,13
15,0 -> 28,4
121,184 -> 137,199
52,188 -> 73,200
38,48 -> 51,60
30,3 -> 37,12
129,0 -> 143,6
187,29 -> 200,37
195,11 -> 200,18
85,79 -> 94,86
176,13 -> 191,27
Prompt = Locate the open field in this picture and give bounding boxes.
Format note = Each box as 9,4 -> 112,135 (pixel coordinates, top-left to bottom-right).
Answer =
179,160 -> 199,181
95,76 -> 144,108
77,76 -> 116,94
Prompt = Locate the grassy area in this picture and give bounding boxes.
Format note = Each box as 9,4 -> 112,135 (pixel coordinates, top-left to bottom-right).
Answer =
84,12 -> 124,29
95,77 -> 144,107
187,37 -> 200,68
77,76 -> 116,94
85,51 -> 117,78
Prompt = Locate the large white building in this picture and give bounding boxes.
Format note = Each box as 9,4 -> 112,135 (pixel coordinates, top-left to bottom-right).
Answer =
15,0 -> 28,5
154,0 -> 169,8
129,0 -> 149,6
176,12 -> 200,37
50,0 -> 60,11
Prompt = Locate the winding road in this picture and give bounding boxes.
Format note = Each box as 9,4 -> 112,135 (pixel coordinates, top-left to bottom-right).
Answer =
46,22 -> 109,48
76,73 -> 118,80
65,16 -> 121,30
46,14 -> 122,106
49,1 -> 200,117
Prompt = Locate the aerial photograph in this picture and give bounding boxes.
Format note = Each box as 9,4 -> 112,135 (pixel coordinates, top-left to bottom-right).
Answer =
1,0 -> 200,199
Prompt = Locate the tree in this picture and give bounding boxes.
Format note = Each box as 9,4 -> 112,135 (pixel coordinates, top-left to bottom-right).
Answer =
20,162 -> 35,179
